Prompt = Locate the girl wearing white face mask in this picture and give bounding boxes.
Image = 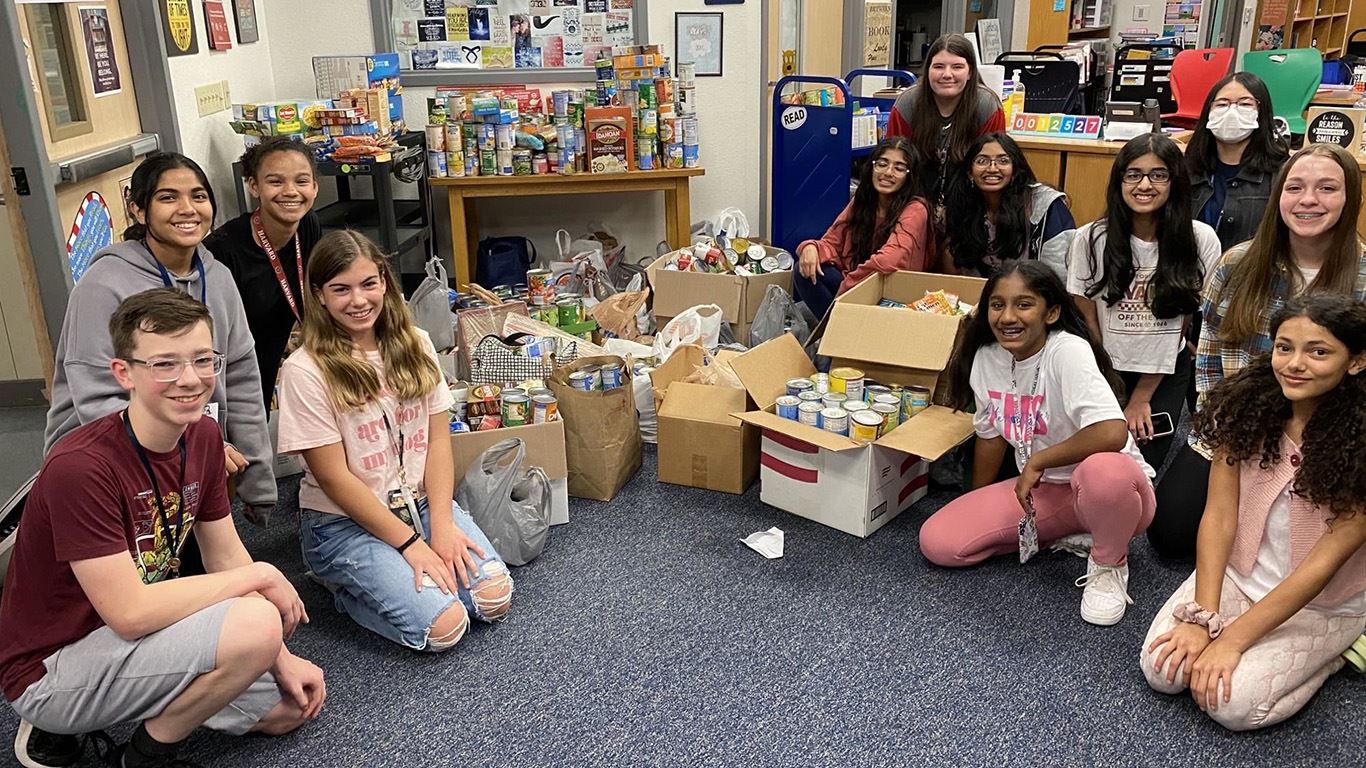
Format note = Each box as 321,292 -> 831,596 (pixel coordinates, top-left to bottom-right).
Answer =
1186,73 -> 1289,253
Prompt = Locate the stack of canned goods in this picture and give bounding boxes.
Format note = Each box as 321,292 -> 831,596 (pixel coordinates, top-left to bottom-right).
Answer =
774,367 -> 933,445
660,237 -> 794,277
567,361 -> 627,392
451,381 -> 559,433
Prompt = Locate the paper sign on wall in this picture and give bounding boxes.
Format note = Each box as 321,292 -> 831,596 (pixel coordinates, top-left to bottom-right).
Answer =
447,7 -> 469,40
863,1 -> 891,68
79,6 -> 122,96
68,191 -> 114,283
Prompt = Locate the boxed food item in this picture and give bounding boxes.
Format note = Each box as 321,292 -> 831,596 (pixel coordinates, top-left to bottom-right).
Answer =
585,106 -> 634,173
652,345 -> 758,494
312,53 -> 403,123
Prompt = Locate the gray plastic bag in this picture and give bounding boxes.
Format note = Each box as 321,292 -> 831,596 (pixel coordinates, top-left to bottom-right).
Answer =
454,438 -> 552,566
749,283 -> 810,348
409,256 -> 455,351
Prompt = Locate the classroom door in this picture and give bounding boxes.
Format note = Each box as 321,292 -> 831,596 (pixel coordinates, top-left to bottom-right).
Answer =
7,1 -> 158,396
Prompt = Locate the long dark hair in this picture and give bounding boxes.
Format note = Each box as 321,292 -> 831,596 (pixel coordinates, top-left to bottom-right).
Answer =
1194,294 -> 1366,520
241,135 -> 317,179
943,133 -> 1037,272
1185,72 -> 1289,180
844,137 -> 926,266
947,260 -> 1124,410
908,34 -> 991,166
1079,134 -> 1203,319
122,153 -> 218,242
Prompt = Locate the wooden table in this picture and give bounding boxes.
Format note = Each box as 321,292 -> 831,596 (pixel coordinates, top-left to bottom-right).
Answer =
429,168 -> 705,288
1310,89 -> 1360,108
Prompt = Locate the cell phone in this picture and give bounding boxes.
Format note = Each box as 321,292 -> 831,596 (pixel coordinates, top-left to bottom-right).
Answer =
1149,411 -> 1175,438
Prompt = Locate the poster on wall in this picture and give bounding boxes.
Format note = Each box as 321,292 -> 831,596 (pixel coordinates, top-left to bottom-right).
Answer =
863,1 -> 892,68
161,0 -> 199,57
204,1 -> 233,50
231,0 -> 258,44
675,12 -> 722,76
395,0 -> 631,70
78,6 -> 122,96
1256,0 -> 1287,50
67,192 -> 114,283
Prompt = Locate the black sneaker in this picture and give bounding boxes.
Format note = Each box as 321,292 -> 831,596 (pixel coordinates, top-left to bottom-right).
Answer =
99,742 -> 202,768
14,720 -> 82,768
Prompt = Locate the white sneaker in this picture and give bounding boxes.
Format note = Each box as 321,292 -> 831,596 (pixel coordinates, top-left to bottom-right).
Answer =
1049,533 -> 1093,559
1075,555 -> 1133,626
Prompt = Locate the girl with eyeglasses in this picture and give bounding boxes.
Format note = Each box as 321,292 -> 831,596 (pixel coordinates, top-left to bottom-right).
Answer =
794,137 -> 931,319
1151,143 -> 1366,561
941,132 -> 1076,278
43,152 -> 277,529
1066,134 -> 1222,472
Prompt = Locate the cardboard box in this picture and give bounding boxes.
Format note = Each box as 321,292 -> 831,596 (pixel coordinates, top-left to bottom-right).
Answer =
730,333 -> 975,538
652,346 -> 758,494
646,250 -> 793,342
822,271 -> 988,403
451,420 -> 571,526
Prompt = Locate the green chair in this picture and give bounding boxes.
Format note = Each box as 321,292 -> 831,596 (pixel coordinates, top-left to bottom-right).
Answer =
1241,48 -> 1323,134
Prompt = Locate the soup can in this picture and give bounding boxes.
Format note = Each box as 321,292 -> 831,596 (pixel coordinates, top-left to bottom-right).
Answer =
425,124 -> 446,152
479,123 -> 496,151
821,392 -> 847,410
786,377 -> 814,397
568,370 -> 595,392
850,410 -> 883,445
479,149 -> 497,176
552,89 -> 571,117
797,390 -> 823,404
446,152 -> 465,177
426,150 -> 447,178
501,393 -> 530,427
830,367 -> 865,402
449,381 -> 469,424
864,384 -> 892,405
812,372 -> 830,395
556,296 -> 583,326
497,149 -> 514,176
512,148 -> 533,176
775,395 -> 800,420
907,385 -> 932,415
600,362 -> 625,390
873,394 -> 902,429
526,269 -> 554,306
820,408 -> 848,436
580,364 -> 603,391
532,394 -> 558,423
798,401 -> 823,427
843,400 -> 870,415
495,124 -> 515,151
871,403 -> 898,435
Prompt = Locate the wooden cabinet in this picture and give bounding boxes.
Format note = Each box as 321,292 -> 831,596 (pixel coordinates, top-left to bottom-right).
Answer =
1283,0 -> 1366,57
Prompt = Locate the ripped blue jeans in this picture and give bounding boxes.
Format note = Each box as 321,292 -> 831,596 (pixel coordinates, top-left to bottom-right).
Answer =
300,499 -> 512,651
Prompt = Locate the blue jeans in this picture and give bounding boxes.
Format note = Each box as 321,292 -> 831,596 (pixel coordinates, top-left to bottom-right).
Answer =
300,499 -> 509,651
792,263 -> 844,321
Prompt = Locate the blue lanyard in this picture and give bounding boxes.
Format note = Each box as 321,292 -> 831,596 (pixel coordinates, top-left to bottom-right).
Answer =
148,243 -> 208,305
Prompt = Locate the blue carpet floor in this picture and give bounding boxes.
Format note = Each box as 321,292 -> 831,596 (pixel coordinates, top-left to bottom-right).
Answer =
3,445 -> 1363,767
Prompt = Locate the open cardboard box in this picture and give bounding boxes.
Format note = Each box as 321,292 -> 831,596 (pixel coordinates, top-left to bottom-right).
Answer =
730,333 -> 975,538
646,247 -> 793,342
652,345 -> 758,494
452,420 -> 571,526
822,271 -> 988,404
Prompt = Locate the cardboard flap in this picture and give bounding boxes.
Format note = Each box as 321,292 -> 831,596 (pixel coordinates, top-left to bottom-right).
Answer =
660,381 -> 747,424
730,333 -> 816,409
646,255 -> 745,320
734,409 -> 862,452
451,420 -> 568,481
873,405 -> 974,460
819,303 -> 963,370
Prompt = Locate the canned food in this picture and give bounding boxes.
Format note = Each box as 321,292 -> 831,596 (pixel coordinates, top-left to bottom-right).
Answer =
512,148 -> 533,176
426,150 -> 447,178
497,149 -> 514,176
446,151 -> 465,177
871,403 -> 899,434
850,410 -> 883,445
830,367 -> 865,403
568,370 -> 594,392
775,395 -> 800,420
479,149 -> 497,176
449,381 -> 469,424
532,394 -> 559,423
495,124 -> 515,151
820,408 -> 849,436
797,390 -> 823,404
552,89 -> 570,117
580,364 -> 603,390
501,393 -> 530,426
533,305 -> 559,326
812,372 -> 830,395
425,124 -> 446,152
821,392 -> 847,410
527,269 -> 554,306
798,401 -> 823,427
528,387 -> 554,399
450,420 -> 470,434
863,384 -> 891,404
786,378 -> 814,397
427,98 -> 448,124
600,362 -> 625,390
532,154 -> 549,175
479,123 -> 496,151
556,296 -> 583,326
907,385 -> 932,415
843,400 -> 870,414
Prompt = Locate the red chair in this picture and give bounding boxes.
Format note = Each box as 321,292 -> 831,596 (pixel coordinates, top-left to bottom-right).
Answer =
1164,48 -> 1236,128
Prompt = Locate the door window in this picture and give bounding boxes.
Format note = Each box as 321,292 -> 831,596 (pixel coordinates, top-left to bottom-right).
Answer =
26,4 -> 93,142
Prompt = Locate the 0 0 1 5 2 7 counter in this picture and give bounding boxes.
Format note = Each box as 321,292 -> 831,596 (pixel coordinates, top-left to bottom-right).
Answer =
1012,133 -> 1366,238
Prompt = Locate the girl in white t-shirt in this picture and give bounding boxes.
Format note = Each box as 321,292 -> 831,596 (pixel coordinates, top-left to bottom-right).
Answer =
1067,133 -> 1223,470
1141,294 -> 1366,731
277,231 -> 512,651
920,260 -> 1156,626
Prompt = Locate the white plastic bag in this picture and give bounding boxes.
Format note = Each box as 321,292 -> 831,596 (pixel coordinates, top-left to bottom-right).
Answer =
634,369 -> 657,444
454,438 -> 551,567
653,304 -> 724,363
749,284 -> 811,348
713,207 -> 751,239
551,228 -> 614,300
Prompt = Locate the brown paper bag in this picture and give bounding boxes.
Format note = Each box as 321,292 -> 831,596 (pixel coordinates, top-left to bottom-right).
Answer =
588,289 -> 649,341
548,355 -> 642,501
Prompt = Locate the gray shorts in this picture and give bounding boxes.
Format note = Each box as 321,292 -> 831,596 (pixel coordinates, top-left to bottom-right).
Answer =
10,599 -> 280,736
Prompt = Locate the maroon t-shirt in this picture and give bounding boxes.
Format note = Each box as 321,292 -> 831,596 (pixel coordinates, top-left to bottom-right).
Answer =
0,412 -> 230,701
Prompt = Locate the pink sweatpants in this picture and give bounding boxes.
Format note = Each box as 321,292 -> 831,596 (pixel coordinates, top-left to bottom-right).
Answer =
919,452 -> 1156,567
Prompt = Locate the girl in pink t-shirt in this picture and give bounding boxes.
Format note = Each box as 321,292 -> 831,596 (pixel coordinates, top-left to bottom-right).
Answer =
277,231 -> 512,651
1141,294 -> 1366,731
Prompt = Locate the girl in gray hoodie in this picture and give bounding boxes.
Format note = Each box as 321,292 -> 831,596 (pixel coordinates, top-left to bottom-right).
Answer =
43,153 -> 276,524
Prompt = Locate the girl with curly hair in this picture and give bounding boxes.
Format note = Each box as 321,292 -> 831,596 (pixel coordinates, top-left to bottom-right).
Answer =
1066,134 -> 1222,470
794,137 -> 931,319
921,261 -> 1155,627
1150,143 -> 1366,560
940,133 -> 1076,278
1141,294 -> 1366,731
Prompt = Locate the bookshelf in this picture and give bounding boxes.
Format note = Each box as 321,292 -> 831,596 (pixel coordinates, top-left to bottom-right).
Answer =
1284,0 -> 1366,57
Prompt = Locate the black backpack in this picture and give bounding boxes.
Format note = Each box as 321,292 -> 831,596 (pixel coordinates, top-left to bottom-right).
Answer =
476,236 -> 536,288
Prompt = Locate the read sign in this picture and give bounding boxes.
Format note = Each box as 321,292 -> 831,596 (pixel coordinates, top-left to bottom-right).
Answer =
781,106 -> 808,131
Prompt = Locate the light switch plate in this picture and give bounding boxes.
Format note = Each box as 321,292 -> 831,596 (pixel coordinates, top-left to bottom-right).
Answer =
1133,5 -> 1150,22
195,80 -> 231,117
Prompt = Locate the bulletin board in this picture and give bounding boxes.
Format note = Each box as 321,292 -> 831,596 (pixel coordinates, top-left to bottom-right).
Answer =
389,0 -> 643,74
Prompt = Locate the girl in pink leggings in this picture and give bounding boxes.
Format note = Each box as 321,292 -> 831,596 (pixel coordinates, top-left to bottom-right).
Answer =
1141,295 -> 1366,731
920,260 -> 1156,626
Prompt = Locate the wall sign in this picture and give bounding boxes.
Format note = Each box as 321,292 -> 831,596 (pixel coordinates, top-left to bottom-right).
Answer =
79,6 -> 122,96
675,12 -> 723,77
231,0 -> 258,44
863,1 -> 892,68
1010,112 -> 1102,140
1306,107 -> 1365,155
204,1 -> 233,50
67,191 -> 114,283
161,0 -> 199,57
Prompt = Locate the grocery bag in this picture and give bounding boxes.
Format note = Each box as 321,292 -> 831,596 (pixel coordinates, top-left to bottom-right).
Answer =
749,284 -> 810,348
653,304 -> 724,362
548,356 -> 642,501
454,438 -> 551,566
409,256 -> 455,351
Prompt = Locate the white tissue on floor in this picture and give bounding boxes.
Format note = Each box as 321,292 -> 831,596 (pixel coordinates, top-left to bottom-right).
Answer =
741,527 -> 784,559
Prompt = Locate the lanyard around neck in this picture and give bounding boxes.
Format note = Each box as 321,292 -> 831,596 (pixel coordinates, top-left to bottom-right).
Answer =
121,410 -> 188,578
147,241 -> 208,305
251,210 -> 303,322
1010,354 -> 1044,466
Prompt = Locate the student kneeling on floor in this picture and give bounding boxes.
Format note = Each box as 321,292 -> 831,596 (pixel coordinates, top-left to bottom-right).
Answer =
0,289 -> 325,768
277,230 -> 513,651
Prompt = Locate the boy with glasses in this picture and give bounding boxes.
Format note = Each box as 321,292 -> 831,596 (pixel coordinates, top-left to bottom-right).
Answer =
0,289 -> 324,768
